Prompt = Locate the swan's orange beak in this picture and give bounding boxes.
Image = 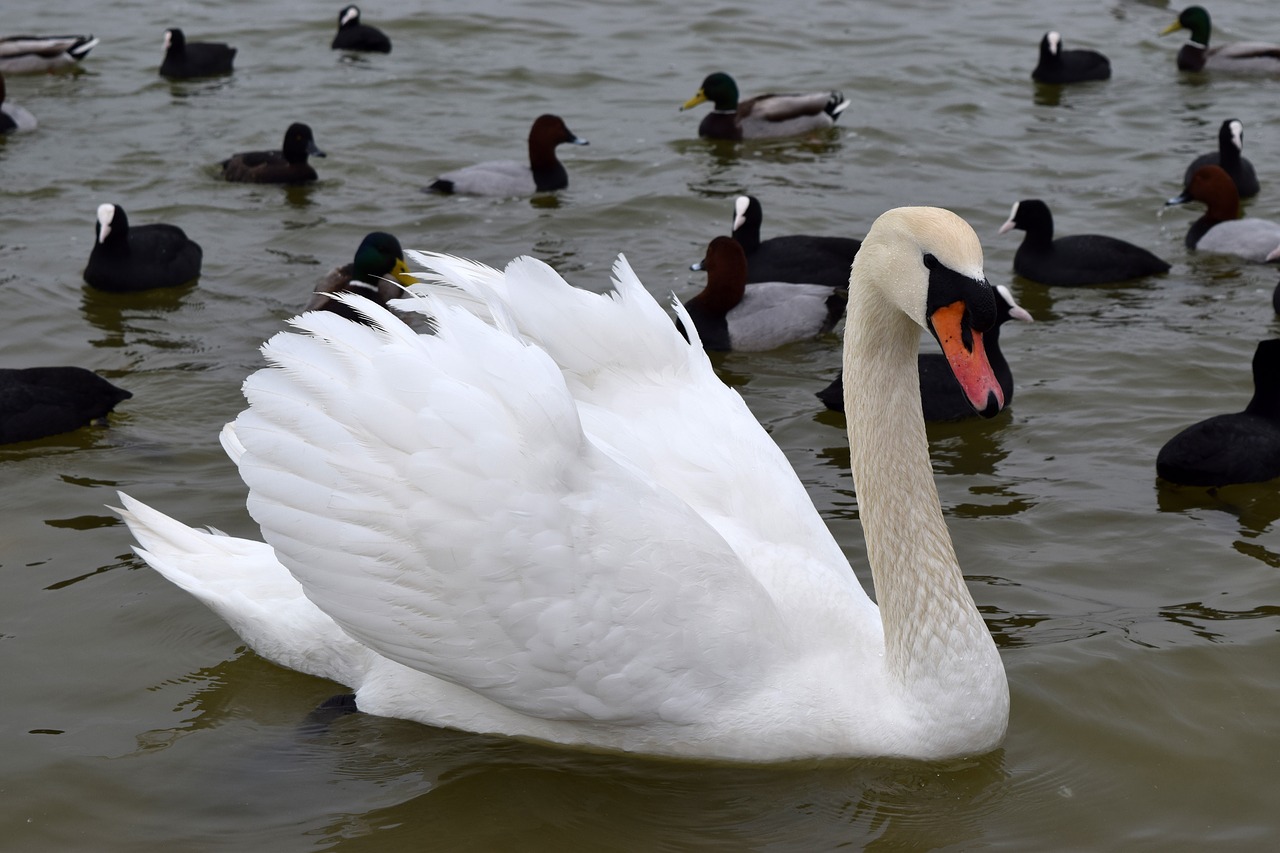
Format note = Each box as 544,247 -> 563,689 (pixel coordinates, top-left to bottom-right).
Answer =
929,301 -> 1005,418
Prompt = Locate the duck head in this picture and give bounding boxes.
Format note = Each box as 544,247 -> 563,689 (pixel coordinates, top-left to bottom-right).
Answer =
681,72 -> 740,112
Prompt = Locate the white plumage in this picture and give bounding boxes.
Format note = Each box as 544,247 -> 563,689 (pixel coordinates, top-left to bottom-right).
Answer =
117,207 -> 1009,762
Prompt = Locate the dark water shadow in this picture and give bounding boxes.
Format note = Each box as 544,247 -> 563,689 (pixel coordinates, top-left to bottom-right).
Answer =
80,283 -> 198,351
1004,273 -> 1168,325
1155,478 -> 1280,568
529,193 -> 563,211
1155,478 -> 1280,537
163,75 -> 237,99
1031,82 -> 1064,108
283,183 -> 319,209
672,131 -> 845,197
812,407 -> 1017,479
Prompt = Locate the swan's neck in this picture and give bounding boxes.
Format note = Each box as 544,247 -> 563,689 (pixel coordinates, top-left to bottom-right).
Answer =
842,279 -> 1001,692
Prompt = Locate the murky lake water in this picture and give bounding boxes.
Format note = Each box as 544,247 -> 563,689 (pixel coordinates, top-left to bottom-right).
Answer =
4,0 -> 1280,849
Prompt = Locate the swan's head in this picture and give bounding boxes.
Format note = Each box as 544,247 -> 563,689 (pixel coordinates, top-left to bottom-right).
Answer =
856,207 -> 1005,417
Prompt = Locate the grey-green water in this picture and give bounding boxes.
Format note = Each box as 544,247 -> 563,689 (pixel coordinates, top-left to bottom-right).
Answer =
3,0 -> 1280,849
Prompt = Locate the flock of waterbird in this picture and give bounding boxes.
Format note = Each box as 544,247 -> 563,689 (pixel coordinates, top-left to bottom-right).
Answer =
2,4 -> 1280,762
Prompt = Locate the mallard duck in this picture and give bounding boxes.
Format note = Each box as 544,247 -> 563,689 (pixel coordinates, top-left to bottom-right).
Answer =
332,5 -> 391,53
305,232 -> 417,323
998,199 -> 1171,285
221,123 -> 326,184
425,114 -> 587,195
116,206 -> 1010,762
159,28 -> 236,78
1,367 -> 130,444
680,72 -> 849,140
0,34 -> 98,73
82,203 -> 203,292
1160,6 -> 1280,73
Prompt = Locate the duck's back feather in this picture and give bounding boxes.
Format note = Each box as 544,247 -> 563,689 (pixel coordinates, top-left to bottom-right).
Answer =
429,160 -> 537,196
1208,42 -> 1280,70
1156,414 -> 1280,486
724,282 -> 841,351
745,92 -> 840,122
743,235 -> 860,289
1195,219 -> 1280,261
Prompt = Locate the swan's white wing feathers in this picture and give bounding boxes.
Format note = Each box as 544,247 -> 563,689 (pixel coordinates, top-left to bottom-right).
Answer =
235,297 -> 786,725
407,254 -> 863,611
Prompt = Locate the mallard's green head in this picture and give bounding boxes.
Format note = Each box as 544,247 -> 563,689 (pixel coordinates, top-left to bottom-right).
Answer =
681,72 -> 740,111
352,232 -> 414,286
1162,6 -> 1212,44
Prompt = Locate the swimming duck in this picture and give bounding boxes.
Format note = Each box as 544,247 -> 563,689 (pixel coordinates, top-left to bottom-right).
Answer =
0,34 -> 98,74
426,114 -> 588,195
221,123 -> 326,184
1167,166 -> 1280,262
305,232 -> 417,323
727,195 -> 861,289
82,203 -> 203,292
1157,339 -> 1280,486
159,28 -> 236,78
115,206 -> 1010,763
1182,119 -> 1259,199
1160,6 -> 1280,73
0,72 -> 36,133
998,199 -> 1171,285
680,72 -> 850,141
1031,31 -> 1111,84
1,367 -> 130,445
332,5 -> 391,53
684,236 -> 845,351
818,284 -> 1032,421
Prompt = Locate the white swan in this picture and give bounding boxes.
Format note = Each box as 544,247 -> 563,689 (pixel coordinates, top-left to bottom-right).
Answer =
115,207 -> 1009,763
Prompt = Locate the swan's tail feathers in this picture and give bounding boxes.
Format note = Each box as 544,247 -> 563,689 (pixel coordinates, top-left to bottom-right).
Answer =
112,492 -> 369,687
